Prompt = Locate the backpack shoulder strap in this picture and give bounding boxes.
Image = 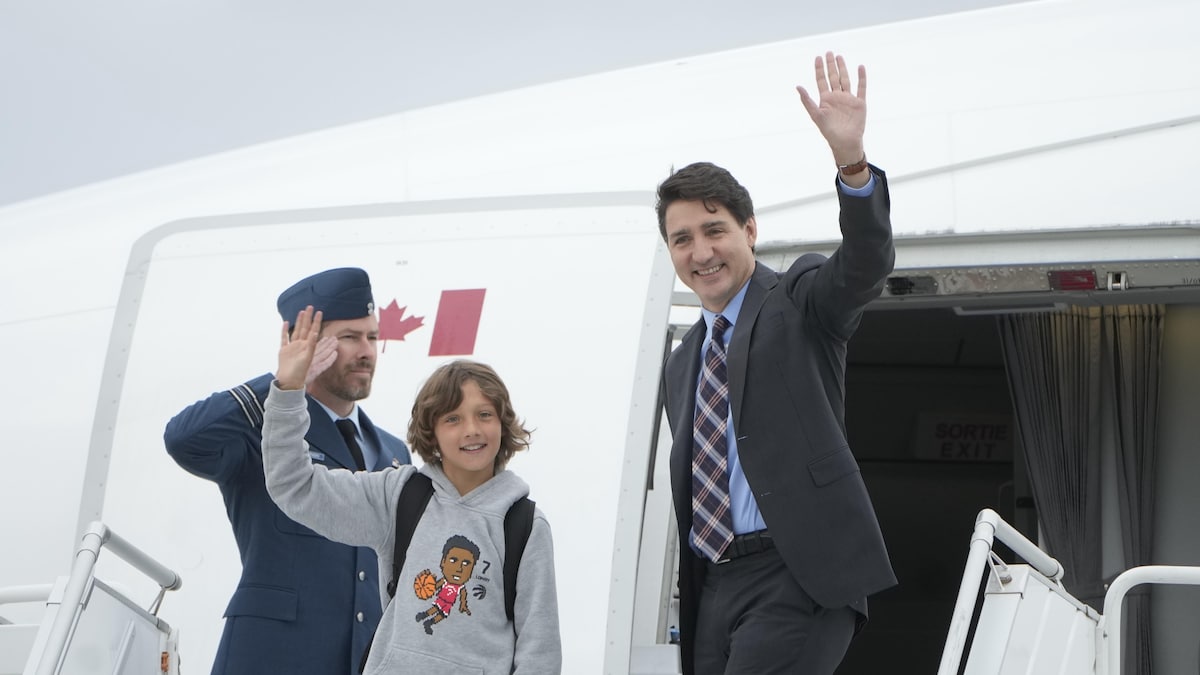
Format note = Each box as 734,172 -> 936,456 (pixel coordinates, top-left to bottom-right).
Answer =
387,472 -> 435,598
503,496 -> 536,622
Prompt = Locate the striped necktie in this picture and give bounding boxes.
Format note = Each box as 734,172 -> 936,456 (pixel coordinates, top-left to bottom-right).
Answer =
691,314 -> 734,562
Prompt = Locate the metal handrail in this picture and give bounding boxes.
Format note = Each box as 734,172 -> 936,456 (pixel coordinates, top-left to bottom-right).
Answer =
0,584 -> 54,609
33,521 -> 181,675
937,510 -> 1200,675
1096,565 -> 1200,675
937,508 -> 1064,675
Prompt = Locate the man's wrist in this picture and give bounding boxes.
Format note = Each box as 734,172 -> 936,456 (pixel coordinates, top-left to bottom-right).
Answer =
837,154 -> 868,177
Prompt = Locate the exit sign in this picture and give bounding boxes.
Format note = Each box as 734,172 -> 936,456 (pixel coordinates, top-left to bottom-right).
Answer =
912,413 -> 1014,462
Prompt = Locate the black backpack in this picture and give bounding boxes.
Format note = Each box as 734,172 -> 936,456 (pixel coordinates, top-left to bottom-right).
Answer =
360,472 -> 535,672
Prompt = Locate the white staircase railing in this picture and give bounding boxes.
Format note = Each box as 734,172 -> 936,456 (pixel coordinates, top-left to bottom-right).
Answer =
938,508 -> 1200,675
0,521 -> 182,675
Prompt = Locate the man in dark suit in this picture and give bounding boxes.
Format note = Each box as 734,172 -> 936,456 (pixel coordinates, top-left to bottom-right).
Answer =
658,53 -> 897,674
164,267 -> 410,674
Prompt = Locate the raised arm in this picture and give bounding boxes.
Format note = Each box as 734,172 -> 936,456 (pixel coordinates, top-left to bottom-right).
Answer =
164,373 -> 275,483
795,51 -> 870,189
165,306 -> 341,482
263,306 -> 404,549
791,53 -> 894,337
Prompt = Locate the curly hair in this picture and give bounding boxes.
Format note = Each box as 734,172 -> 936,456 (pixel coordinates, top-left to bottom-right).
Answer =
407,360 -> 531,472
654,161 -> 755,240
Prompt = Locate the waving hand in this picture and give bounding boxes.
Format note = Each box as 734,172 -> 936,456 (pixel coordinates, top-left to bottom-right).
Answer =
277,306 -> 337,391
796,52 -> 867,173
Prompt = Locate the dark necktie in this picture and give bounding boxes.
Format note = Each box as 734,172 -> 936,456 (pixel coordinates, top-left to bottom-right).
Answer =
335,418 -> 367,471
692,314 -> 734,562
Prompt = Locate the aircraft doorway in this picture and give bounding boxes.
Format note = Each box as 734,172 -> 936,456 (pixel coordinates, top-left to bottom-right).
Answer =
838,306 -> 1032,673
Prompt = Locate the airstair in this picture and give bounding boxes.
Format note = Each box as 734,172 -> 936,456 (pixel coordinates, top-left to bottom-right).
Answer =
938,509 -> 1200,674
0,522 -> 181,675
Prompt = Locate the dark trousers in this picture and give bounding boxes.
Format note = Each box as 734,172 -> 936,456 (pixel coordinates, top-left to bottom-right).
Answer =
694,547 -> 856,675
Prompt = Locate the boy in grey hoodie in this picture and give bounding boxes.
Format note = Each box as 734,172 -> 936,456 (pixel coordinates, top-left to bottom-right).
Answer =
262,306 -> 562,674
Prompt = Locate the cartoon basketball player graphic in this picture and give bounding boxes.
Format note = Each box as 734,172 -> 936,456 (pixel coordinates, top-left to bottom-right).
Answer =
414,535 -> 480,634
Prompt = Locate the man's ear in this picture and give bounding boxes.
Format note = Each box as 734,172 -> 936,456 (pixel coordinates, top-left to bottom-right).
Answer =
744,216 -> 758,247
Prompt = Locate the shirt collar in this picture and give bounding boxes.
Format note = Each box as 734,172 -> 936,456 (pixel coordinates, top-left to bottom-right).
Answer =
700,278 -> 751,340
314,398 -> 362,432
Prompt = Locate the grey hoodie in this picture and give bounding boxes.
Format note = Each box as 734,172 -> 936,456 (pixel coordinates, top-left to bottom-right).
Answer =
262,384 -> 562,674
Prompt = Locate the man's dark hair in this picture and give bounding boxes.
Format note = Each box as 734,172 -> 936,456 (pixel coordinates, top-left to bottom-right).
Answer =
655,162 -> 755,240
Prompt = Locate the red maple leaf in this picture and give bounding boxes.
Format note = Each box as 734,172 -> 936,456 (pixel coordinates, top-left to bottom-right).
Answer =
378,299 -> 425,351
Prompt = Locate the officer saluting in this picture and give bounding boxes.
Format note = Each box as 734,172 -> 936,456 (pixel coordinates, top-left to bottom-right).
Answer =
165,267 -> 410,674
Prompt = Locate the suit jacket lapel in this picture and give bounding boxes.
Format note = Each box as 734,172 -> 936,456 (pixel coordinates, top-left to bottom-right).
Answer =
672,320 -> 705,425
304,397 -> 358,470
668,319 -> 705,496
728,263 -> 777,430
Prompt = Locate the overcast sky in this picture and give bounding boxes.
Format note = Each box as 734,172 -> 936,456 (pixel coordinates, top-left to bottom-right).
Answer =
0,0 -> 1026,207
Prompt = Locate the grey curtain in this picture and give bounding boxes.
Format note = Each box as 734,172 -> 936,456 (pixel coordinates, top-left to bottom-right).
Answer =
1109,305 -> 1164,675
998,307 -> 1105,606
998,305 -> 1164,675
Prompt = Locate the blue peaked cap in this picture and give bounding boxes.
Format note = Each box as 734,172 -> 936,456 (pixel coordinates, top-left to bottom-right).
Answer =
277,267 -> 375,323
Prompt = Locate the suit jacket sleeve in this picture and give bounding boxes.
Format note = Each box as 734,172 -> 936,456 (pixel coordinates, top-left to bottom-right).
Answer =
163,372 -> 275,484
792,165 -> 895,340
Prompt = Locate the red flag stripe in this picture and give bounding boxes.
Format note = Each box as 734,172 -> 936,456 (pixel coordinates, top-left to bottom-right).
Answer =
428,289 -> 486,356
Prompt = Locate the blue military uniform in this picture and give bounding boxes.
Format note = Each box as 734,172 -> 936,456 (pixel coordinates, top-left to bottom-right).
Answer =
164,268 -> 410,674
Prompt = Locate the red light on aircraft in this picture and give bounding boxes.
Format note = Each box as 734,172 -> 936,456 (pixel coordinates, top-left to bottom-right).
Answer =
1047,270 -> 1098,291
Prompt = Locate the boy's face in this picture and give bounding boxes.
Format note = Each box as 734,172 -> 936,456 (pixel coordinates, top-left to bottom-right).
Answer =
434,379 -> 502,494
440,546 -> 476,584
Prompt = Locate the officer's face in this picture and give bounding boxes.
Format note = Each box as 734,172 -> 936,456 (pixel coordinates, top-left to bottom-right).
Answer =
309,314 -> 379,409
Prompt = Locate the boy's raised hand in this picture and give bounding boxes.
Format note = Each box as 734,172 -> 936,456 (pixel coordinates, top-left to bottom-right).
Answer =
277,306 -> 337,391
